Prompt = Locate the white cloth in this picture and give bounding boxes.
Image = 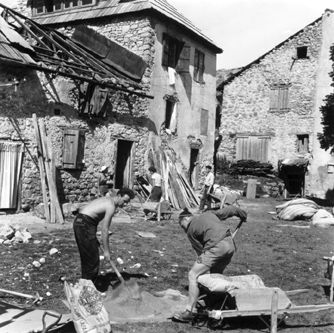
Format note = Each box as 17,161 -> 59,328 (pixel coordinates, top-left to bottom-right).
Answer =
151,172 -> 162,187
204,172 -> 214,187
168,67 -> 176,85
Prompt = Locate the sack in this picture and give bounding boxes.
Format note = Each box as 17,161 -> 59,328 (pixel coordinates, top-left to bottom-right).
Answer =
64,279 -> 111,333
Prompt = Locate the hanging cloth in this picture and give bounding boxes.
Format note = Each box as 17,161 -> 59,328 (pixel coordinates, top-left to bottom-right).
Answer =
0,142 -> 23,209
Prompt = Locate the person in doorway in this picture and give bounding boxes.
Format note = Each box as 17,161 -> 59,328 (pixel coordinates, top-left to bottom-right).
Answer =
148,166 -> 162,202
98,165 -> 113,197
198,165 -> 214,212
73,188 -> 135,284
173,208 -> 247,323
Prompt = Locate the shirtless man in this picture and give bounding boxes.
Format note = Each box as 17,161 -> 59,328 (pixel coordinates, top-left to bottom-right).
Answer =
73,187 -> 135,283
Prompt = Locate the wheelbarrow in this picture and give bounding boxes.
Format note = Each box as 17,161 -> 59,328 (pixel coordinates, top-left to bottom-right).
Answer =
143,200 -> 172,221
190,273 -> 334,332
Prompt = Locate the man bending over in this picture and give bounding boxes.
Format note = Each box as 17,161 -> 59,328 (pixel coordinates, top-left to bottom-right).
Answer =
73,188 -> 135,284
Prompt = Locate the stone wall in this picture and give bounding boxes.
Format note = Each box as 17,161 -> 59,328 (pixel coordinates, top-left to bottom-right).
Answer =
0,64 -> 151,208
219,19 -> 322,169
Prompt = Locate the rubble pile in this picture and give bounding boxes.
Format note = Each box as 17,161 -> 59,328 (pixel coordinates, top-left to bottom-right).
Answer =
0,224 -> 32,245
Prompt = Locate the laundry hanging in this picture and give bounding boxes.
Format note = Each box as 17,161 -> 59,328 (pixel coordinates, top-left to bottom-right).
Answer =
0,142 -> 23,209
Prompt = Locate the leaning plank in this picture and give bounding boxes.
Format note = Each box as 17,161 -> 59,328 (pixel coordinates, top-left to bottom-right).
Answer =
39,119 -> 64,224
32,114 -> 50,223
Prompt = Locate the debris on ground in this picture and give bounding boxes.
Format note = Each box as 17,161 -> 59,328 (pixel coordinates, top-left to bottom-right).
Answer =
136,231 -> 157,238
0,223 -> 32,245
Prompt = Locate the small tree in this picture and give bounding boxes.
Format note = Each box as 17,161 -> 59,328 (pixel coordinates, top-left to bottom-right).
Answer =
318,45 -> 334,153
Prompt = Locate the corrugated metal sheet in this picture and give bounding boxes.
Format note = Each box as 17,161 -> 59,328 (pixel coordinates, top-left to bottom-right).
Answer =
33,0 -> 221,52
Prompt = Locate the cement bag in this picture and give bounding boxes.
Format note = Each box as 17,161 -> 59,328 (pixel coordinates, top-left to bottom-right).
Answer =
276,198 -> 318,213
197,274 -> 265,293
277,204 -> 317,221
312,209 -> 334,228
64,279 -> 111,333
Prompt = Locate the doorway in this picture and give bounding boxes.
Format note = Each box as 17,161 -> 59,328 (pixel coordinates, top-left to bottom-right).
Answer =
189,148 -> 199,189
114,140 -> 134,189
0,142 -> 24,209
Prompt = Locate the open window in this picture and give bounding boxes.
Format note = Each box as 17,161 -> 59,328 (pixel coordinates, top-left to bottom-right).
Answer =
162,34 -> 184,69
269,84 -> 289,112
194,49 -> 205,83
297,134 -> 309,153
164,99 -> 177,134
296,46 -> 308,59
62,128 -> 85,169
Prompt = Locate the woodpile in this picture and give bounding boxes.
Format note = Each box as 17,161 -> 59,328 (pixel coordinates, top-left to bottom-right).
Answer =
148,145 -> 199,210
32,114 -> 64,223
229,160 -> 274,177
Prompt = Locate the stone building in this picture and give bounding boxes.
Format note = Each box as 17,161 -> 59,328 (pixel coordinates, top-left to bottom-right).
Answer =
0,0 -> 221,211
216,9 -> 334,201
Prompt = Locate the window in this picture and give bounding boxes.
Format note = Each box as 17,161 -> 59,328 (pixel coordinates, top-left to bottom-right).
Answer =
32,0 -> 95,15
194,49 -> 205,83
200,109 -> 209,136
162,34 -> 184,68
269,85 -> 289,111
236,135 -> 271,162
165,100 -> 177,133
297,134 -> 309,153
62,129 -> 85,169
296,46 -> 308,59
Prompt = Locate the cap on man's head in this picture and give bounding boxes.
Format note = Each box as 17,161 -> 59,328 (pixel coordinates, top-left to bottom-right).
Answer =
178,207 -> 192,220
101,165 -> 108,172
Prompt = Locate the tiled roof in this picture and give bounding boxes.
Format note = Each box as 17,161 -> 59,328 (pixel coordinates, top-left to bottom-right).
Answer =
32,0 -> 222,53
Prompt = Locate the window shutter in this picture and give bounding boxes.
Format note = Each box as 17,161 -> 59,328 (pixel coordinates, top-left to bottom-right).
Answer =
176,44 -> 190,73
62,129 -> 85,169
200,109 -> 209,136
162,34 -> 169,67
236,136 -> 270,162
194,49 -> 199,81
199,51 -> 205,83
270,88 -> 279,110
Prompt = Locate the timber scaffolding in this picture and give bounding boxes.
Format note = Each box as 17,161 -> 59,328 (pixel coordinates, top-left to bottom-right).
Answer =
136,145 -> 200,210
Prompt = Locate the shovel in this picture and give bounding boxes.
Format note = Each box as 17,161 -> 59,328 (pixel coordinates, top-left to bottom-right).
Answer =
100,248 -> 141,300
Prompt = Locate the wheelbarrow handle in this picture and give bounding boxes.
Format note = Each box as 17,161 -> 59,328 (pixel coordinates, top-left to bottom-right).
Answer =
41,311 -> 62,333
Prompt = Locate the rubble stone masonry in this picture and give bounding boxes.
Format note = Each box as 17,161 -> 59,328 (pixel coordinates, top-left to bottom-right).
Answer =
219,19 -> 322,169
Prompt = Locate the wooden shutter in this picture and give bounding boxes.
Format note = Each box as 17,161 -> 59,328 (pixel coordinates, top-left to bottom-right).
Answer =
162,34 -> 169,67
199,51 -> 205,83
278,86 -> 288,110
62,129 -> 85,169
270,88 -> 279,110
194,49 -> 199,81
200,109 -> 209,136
176,44 -> 190,73
236,136 -> 270,162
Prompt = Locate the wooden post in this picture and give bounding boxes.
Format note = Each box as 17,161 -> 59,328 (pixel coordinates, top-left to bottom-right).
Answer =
32,114 -> 50,223
271,288 -> 278,333
39,119 -> 64,224
331,263 -> 334,303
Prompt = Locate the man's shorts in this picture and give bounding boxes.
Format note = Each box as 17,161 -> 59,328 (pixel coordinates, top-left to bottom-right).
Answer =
197,236 -> 235,273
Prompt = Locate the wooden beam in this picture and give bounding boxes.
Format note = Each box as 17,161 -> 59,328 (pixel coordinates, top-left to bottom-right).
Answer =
39,119 -> 64,224
32,114 -> 50,223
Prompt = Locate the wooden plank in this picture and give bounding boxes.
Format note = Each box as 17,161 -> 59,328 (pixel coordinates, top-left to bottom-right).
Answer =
32,114 -> 50,223
271,288 -> 278,333
39,119 -> 64,224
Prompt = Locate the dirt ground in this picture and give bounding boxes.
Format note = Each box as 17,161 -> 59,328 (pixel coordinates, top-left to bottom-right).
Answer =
1,197 -> 334,333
